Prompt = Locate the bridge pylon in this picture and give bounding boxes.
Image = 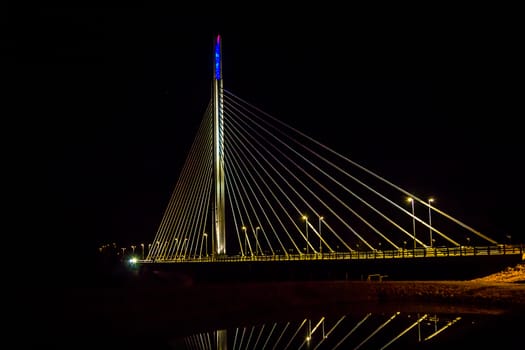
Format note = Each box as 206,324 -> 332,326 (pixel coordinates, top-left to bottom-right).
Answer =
213,34 -> 226,256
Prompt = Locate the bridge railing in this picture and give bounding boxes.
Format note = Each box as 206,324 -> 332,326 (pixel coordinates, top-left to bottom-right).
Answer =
139,244 -> 523,264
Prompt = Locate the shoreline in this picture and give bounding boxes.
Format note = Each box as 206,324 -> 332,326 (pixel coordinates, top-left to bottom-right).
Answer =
24,279 -> 525,345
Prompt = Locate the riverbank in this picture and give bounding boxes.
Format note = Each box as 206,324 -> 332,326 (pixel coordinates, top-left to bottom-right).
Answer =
19,264 -> 524,348
25,278 -> 523,341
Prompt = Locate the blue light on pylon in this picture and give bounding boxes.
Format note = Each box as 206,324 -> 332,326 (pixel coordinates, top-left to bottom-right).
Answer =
215,35 -> 221,80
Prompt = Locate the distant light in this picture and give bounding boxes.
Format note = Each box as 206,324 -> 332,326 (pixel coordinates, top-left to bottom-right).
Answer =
128,257 -> 138,264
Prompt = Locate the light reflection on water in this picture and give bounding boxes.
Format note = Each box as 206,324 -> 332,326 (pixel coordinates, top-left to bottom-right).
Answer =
31,281 -> 524,349
171,311 -> 520,349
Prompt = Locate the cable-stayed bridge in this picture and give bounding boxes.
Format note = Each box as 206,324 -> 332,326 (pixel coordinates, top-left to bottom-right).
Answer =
136,35 -> 522,281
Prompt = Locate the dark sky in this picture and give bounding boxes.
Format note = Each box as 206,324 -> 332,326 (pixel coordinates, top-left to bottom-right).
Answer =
20,6 -> 523,268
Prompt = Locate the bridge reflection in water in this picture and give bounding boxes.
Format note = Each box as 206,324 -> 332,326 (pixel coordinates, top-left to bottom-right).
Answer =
43,277 -> 524,349
174,310 -> 521,349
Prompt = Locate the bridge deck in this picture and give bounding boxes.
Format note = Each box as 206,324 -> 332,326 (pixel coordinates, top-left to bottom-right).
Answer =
134,245 -> 524,284
139,245 -> 523,264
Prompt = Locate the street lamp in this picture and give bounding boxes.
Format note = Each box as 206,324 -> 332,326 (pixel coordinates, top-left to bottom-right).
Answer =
172,238 -> 178,258
428,198 -> 434,248
242,226 -> 247,256
255,226 -> 260,255
302,215 -> 309,254
199,233 -> 206,258
182,238 -> 188,259
140,243 -> 144,260
407,197 -> 416,249
204,233 -> 208,257
319,216 -> 324,254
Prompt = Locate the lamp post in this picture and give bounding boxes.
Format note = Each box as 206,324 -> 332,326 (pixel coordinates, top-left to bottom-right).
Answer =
182,238 -> 188,259
173,238 -> 178,258
319,216 -> 324,254
302,215 -> 309,254
204,233 -> 208,257
199,233 -> 206,258
140,243 -> 144,260
242,226 -> 247,256
408,197 -> 416,249
255,226 -> 260,255
428,198 -> 434,248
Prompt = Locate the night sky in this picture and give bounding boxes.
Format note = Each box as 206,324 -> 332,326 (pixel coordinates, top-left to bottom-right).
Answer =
20,6 -> 523,275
